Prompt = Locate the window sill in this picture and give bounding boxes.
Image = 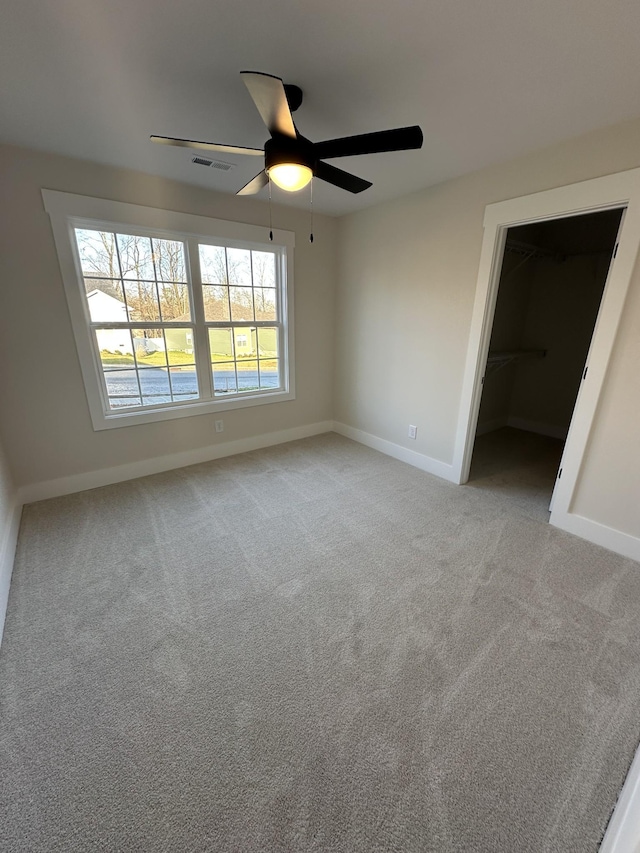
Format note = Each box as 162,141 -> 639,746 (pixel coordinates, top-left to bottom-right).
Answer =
91,387 -> 296,430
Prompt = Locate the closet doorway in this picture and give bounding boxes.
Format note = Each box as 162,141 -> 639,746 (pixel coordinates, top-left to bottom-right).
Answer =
468,208 -> 623,512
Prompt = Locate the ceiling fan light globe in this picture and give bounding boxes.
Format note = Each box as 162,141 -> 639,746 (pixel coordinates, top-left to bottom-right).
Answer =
267,163 -> 312,192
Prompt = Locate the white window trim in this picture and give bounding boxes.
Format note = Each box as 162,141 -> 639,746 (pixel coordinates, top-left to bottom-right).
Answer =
42,190 -> 296,430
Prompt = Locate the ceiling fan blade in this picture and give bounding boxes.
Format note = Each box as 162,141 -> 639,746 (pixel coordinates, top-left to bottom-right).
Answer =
237,171 -> 269,196
240,71 -> 297,139
314,161 -> 372,194
150,135 -> 263,157
313,125 -> 423,160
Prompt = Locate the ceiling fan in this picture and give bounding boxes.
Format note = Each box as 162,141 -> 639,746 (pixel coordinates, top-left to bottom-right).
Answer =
151,71 -> 424,195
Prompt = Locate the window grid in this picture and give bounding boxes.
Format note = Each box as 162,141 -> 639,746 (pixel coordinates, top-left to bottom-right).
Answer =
200,243 -> 283,398
224,247 -> 239,393
75,229 -> 285,414
199,243 -> 284,398
107,234 -> 144,408
250,251 -> 257,326
79,228 -> 198,412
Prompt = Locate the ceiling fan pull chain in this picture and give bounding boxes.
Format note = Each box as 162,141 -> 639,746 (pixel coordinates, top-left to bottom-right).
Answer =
309,177 -> 314,244
268,176 -> 273,242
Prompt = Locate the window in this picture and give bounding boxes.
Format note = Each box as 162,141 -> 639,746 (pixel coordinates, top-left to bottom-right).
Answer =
198,244 -> 280,397
77,229 -> 199,410
43,191 -> 295,430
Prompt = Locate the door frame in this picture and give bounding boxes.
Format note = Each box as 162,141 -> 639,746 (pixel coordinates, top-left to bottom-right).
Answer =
452,168 -> 640,526
547,208 -> 627,514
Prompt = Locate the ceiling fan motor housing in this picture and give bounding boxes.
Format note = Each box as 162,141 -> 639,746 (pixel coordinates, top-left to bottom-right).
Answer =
264,134 -> 315,174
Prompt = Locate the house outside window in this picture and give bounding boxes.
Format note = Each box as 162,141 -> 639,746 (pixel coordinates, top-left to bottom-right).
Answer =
43,191 -> 295,430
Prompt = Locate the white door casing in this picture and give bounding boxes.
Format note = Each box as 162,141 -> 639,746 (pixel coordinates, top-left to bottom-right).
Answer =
453,168 -> 640,531
547,209 -> 627,513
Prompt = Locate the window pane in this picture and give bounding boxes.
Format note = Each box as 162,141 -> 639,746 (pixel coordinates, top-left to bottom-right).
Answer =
234,327 -> 255,356
254,288 -> 277,321
227,248 -> 251,286
117,234 -> 155,280
104,368 -> 141,409
96,329 -> 135,364
158,281 -> 191,321
256,327 -> 279,390
139,366 -> 171,406
131,329 -> 166,366
170,366 -> 199,401
199,245 -> 227,284
208,328 -> 234,362
99,344 -> 200,409
213,363 -> 237,394
259,359 -> 280,389
75,229 -> 119,278
164,328 -> 195,364
229,286 -> 254,321
203,285 -> 230,321
152,238 -> 186,282
257,327 -> 278,358
237,360 -> 259,392
124,281 -> 160,322
85,280 -> 127,321
252,251 -> 276,287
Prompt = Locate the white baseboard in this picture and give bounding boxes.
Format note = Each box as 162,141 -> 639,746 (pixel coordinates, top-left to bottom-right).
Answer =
332,421 -> 640,562
332,421 -> 457,483
550,509 -> 640,563
18,421 -> 334,504
599,739 -> 640,853
508,416 -> 568,440
0,499 -> 23,646
475,417 -> 567,439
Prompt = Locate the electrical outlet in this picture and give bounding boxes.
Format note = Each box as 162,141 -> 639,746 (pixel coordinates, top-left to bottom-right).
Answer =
215,419 -> 224,433
408,424 -> 417,440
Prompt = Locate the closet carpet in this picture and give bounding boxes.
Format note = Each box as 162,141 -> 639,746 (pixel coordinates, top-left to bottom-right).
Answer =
1,431 -> 639,852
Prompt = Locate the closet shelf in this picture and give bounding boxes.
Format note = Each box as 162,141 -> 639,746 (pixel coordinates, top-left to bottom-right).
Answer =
485,349 -> 546,376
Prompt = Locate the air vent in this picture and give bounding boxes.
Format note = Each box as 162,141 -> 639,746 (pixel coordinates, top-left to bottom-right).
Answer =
191,156 -> 235,171
211,160 -> 234,171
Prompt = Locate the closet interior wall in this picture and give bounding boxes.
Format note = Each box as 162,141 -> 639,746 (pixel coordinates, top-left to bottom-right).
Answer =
476,212 -> 621,441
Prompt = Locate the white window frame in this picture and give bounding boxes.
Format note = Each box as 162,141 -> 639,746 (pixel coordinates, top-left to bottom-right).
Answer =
43,190 -> 296,431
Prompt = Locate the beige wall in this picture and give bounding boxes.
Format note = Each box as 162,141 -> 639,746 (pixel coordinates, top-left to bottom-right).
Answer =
478,251 -> 611,436
573,265 -> 640,533
335,117 -> 640,539
0,144 -> 337,488
509,252 -> 611,432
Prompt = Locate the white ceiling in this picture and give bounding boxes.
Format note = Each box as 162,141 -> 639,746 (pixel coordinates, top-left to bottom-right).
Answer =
3,0 -> 640,216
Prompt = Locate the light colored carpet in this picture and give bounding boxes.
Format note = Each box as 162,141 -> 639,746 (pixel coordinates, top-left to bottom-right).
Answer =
469,426 -> 565,521
1,431 -> 639,852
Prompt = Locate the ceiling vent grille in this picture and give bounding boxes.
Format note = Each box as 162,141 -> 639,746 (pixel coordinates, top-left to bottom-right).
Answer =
191,156 -> 235,171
